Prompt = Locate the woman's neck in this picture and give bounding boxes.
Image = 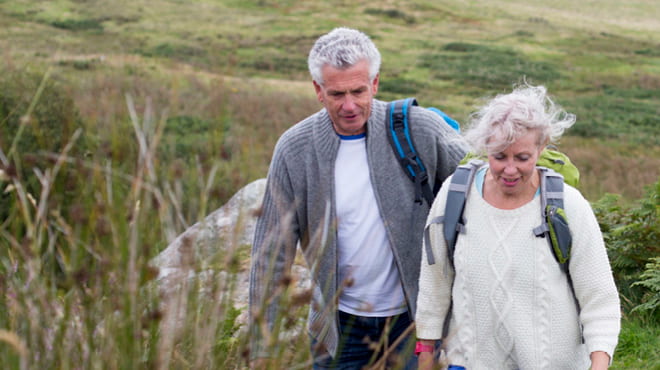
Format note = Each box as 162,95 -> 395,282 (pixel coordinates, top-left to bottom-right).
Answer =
483,168 -> 540,210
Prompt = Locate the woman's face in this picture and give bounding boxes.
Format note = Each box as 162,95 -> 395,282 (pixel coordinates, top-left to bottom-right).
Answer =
487,131 -> 544,198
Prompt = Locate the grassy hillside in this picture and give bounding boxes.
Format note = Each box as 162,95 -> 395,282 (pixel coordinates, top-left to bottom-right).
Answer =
1,0 -> 659,368
1,0 -> 659,204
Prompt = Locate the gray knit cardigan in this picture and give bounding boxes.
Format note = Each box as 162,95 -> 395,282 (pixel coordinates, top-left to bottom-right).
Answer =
248,99 -> 467,359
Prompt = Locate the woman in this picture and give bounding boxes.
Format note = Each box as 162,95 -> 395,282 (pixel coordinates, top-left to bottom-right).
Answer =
415,84 -> 620,369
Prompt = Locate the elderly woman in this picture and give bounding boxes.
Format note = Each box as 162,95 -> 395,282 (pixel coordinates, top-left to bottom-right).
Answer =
415,84 -> 621,370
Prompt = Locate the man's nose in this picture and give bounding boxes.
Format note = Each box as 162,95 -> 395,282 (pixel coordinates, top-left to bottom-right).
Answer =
342,96 -> 357,111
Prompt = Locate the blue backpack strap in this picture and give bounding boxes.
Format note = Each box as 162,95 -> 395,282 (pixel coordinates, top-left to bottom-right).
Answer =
386,98 -> 434,205
427,107 -> 460,133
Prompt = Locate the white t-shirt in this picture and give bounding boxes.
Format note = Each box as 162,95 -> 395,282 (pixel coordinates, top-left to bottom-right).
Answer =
334,133 -> 406,317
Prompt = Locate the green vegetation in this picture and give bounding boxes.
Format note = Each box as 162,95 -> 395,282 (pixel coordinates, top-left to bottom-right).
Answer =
594,182 -> 660,316
0,0 -> 658,368
419,42 -> 560,92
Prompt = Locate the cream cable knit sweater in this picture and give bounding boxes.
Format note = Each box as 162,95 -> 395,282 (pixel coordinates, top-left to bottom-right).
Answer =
416,173 -> 621,369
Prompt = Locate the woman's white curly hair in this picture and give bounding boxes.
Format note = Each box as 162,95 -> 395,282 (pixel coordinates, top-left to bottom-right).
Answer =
463,82 -> 576,155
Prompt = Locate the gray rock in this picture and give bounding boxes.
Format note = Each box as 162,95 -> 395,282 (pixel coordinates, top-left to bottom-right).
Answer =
151,178 -> 310,342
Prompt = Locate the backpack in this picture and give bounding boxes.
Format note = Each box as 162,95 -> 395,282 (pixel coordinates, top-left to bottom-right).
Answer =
386,97 -> 580,206
423,159 -> 572,271
386,98 -> 460,206
423,159 -> 582,340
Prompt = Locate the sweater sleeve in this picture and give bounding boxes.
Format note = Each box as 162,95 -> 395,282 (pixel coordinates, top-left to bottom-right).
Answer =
564,186 -> 621,360
436,126 -> 469,185
416,176 -> 455,340
248,135 -> 300,359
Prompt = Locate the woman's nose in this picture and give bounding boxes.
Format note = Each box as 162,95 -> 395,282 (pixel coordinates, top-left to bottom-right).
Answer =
503,163 -> 517,175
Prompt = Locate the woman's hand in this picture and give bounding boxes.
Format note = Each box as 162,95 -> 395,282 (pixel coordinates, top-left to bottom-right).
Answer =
590,351 -> 610,370
418,351 -> 436,370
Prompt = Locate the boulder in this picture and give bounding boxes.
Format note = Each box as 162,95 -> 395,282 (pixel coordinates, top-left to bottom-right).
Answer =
151,178 -> 310,341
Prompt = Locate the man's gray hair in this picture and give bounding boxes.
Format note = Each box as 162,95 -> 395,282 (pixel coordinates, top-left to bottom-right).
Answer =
308,27 -> 381,85
464,83 -> 576,155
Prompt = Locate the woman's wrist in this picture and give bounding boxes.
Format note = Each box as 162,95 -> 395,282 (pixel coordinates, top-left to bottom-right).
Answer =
415,340 -> 435,356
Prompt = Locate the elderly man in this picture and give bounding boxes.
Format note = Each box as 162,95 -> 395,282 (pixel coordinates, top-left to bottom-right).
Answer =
249,27 -> 467,369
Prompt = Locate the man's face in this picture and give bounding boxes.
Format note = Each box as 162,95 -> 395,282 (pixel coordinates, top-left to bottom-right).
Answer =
313,60 -> 379,136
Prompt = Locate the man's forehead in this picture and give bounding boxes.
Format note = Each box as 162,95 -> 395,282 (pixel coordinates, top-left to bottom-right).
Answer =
320,63 -> 372,91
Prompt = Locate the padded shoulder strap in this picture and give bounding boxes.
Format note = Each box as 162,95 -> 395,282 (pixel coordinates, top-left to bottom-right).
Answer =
386,98 -> 434,205
535,167 -> 583,341
534,167 -> 565,237
442,159 -> 483,265
540,167 -> 565,210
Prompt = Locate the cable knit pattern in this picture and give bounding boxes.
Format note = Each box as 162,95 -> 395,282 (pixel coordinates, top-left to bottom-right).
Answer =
485,213 -> 516,367
535,235 -> 552,368
416,172 -> 621,369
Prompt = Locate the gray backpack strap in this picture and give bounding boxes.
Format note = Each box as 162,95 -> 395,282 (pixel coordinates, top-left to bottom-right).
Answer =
442,159 -> 483,266
534,167 -> 570,270
535,167 -> 583,342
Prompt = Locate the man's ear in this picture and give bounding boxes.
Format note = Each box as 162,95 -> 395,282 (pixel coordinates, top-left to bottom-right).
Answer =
313,80 -> 323,103
371,73 -> 380,96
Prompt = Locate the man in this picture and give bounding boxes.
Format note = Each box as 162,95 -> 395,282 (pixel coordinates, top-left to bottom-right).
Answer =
248,27 -> 467,369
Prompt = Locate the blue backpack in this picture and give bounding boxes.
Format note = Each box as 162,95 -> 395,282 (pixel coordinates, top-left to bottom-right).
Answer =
386,98 -> 459,206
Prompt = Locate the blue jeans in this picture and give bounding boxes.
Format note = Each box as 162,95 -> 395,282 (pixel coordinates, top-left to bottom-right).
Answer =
312,311 -> 417,370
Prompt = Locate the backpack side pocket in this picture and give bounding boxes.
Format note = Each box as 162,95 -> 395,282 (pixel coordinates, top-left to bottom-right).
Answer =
546,205 -> 572,266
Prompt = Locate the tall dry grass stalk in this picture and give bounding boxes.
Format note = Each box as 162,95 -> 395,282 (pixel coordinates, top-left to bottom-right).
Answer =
0,73 -> 321,368
1,85 -> 227,368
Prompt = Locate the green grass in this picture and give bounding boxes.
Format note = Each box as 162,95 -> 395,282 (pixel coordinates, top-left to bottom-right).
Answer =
612,316 -> 660,369
418,42 -> 561,92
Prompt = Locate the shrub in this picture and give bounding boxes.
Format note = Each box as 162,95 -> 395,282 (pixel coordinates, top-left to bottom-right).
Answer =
632,257 -> 660,317
593,179 -> 660,322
